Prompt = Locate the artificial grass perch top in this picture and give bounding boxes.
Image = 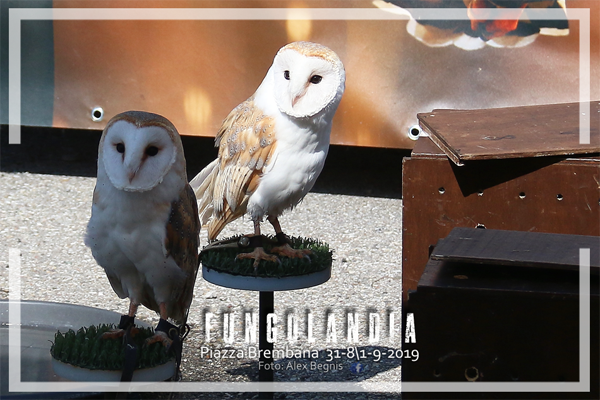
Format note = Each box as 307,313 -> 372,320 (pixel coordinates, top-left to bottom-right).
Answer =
51,236 -> 331,370
200,235 -> 333,277
50,324 -> 173,371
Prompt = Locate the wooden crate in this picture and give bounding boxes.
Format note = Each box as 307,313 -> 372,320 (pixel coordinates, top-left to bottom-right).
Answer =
402,102 -> 600,300
402,227 -> 599,399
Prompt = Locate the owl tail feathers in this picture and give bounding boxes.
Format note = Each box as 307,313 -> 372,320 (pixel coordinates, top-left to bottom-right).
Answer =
190,158 -> 219,225
206,209 -> 236,242
190,158 -> 218,192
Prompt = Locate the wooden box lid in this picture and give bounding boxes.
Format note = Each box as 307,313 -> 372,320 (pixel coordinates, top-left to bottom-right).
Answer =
430,227 -> 600,272
417,102 -> 600,165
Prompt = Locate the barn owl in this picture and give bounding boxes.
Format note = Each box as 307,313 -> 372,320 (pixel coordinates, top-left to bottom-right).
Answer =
85,111 -> 200,348
191,41 -> 345,268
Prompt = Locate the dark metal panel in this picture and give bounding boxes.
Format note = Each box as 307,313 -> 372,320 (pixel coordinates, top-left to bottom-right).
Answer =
0,0 -> 54,127
403,256 -> 599,399
430,227 -> 600,271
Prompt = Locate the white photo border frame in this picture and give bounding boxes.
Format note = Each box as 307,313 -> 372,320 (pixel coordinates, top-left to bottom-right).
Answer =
7,6 -> 594,394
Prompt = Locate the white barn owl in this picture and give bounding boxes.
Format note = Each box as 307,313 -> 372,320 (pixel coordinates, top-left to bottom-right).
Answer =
191,41 -> 345,268
85,111 -> 200,347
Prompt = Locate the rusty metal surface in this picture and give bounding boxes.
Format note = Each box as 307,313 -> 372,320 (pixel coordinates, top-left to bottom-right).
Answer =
47,0 -> 600,148
402,137 -> 600,297
52,0 -> 412,147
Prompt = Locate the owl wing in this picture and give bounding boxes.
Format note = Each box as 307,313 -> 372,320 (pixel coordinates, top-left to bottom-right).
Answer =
162,183 -> 200,325
194,97 -> 277,240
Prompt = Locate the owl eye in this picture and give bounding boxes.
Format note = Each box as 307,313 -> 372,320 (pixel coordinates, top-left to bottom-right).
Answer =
145,146 -> 159,156
116,143 -> 125,153
310,75 -> 322,84
284,70 -> 290,80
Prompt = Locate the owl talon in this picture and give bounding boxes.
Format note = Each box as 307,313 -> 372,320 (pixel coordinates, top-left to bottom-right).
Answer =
271,243 -> 312,260
100,329 -> 125,340
100,327 -> 139,340
236,247 -> 280,271
145,330 -> 173,348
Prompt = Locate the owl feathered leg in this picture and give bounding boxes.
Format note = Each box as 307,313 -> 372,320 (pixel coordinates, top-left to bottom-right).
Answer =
145,303 -> 175,348
267,216 -> 311,260
235,219 -> 279,270
101,301 -> 140,339
144,303 -> 187,381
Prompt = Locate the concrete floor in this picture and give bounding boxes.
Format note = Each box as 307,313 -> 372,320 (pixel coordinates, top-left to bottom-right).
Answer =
1,126 -> 408,399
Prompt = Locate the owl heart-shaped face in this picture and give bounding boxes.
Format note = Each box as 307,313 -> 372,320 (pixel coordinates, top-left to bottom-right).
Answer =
272,45 -> 344,119
101,120 -> 178,192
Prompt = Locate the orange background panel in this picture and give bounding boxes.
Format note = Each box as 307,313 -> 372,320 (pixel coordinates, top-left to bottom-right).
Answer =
51,1 -> 599,148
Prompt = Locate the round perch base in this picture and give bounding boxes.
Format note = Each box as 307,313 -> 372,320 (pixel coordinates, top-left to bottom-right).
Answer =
202,264 -> 331,291
50,324 -> 176,382
201,235 -> 333,291
51,358 -> 176,382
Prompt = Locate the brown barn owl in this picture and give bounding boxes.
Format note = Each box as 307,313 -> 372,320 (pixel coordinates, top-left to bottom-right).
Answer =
85,111 -> 200,349
191,42 -> 345,268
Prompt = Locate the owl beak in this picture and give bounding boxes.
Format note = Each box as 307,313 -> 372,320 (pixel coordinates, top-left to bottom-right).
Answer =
125,161 -> 140,183
127,170 -> 137,183
291,82 -> 309,108
292,93 -> 303,108
292,89 -> 308,108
